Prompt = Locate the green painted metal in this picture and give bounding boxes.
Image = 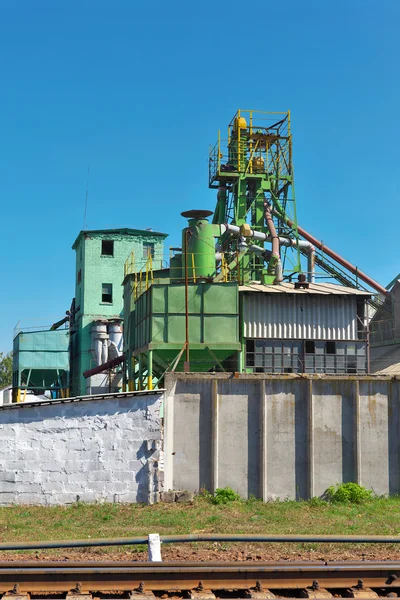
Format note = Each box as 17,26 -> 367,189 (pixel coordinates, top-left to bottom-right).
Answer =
13,329 -> 69,397
209,110 -> 301,282
182,215 -> 217,280
129,282 -> 240,374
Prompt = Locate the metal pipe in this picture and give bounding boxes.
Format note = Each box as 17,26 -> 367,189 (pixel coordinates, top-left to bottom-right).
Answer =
264,201 -> 282,282
184,229 -> 190,369
1,533 -> 400,551
50,316 -> 69,331
280,215 -> 388,297
83,355 -> 125,379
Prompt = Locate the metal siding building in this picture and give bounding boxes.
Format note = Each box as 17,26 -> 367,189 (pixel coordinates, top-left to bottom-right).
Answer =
242,292 -> 358,340
240,283 -> 370,375
240,282 -> 369,340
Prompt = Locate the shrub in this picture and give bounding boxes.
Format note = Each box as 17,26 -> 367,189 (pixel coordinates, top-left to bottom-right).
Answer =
212,486 -> 241,505
325,482 -> 373,504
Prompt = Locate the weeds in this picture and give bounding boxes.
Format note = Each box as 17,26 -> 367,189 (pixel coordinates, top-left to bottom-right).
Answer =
324,483 -> 374,504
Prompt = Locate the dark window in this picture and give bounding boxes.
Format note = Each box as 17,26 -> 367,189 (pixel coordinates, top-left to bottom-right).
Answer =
305,340 -> 315,353
326,341 -> 336,354
246,339 -> 255,367
102,283 -> 113,303
77,270 -> 81,284
143,242 -> 155,259
101,240 -> 114,256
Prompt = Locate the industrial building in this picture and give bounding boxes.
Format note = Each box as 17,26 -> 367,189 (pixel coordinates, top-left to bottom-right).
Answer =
12,109 -> 391,401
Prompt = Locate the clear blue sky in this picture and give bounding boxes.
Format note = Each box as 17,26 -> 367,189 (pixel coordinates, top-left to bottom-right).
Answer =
1,0 -> 399,352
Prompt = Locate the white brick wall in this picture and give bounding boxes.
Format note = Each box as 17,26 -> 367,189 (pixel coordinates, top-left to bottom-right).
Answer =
0,393 -> 163,505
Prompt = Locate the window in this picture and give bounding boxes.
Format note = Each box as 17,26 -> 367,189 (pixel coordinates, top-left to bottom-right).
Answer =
77,270 -> 81,284
102,283 -> 113,303
305,341 -> 315,354
101,240 -> 114,256
143,242 -> 155,259
326,341 -> 336,354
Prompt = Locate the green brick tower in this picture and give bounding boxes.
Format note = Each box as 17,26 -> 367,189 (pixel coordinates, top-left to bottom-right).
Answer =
70,228 -> 167,396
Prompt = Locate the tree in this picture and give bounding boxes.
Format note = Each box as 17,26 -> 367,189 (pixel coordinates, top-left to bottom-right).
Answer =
0,352 -> 12,388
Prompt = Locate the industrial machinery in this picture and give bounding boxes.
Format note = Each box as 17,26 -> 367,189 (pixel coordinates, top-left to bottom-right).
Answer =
118,109 -> 388,390
209,110 -> 303,284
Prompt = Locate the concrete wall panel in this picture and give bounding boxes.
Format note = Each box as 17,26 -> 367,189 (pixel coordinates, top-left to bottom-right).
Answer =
165,374 -> 399,501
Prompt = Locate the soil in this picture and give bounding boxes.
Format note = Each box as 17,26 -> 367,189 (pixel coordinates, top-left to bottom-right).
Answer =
0,543 -> 399,562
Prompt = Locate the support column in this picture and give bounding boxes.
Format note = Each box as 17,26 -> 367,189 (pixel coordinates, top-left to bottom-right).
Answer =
138,354 -> 143,391
354,380 -> 361,485
308,379 -> 314,499
211,379 -> 219,493
259,380 -> 267,501
148,350 -> 153,391
131,356 -> 136,391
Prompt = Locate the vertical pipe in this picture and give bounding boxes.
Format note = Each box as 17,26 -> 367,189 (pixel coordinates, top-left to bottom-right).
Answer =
184,230 -> 190,370
148,350 -> 153,391
307,247 -> 316,284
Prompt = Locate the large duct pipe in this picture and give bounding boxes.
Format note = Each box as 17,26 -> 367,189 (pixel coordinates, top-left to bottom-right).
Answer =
238,224 -> 316,283
280,215 -> 388,296
263,201 -> 282,283
83,355 -> 125,379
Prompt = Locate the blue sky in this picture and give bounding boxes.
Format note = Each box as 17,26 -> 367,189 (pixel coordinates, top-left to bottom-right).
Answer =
1,0 -> 399,352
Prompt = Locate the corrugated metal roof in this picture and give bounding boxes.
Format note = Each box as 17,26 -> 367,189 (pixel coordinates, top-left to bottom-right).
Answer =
239,282 -> 371,296
370,344 -> 400,375
242,293 -> 359,340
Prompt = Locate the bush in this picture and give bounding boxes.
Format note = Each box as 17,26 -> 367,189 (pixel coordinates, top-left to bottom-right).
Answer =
212,486 -> 241,505
325,483 -> 373,504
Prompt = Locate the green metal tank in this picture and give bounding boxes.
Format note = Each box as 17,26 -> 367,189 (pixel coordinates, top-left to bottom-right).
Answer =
181,210 -> 216,280
170,253 -> 182,282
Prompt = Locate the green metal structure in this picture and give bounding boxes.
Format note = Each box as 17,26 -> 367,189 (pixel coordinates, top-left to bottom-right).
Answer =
123,277 -> 240,389
12,329 -> 69,401
209,109 -> 301,282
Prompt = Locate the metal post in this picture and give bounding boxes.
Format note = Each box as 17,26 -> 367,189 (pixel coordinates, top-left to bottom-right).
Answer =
148,350 -> 153,391
184,229 -> 190,372
138,354 -> 143,391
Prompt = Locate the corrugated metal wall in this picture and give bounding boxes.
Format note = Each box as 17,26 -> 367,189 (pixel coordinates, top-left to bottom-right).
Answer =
242,293 -> 358,340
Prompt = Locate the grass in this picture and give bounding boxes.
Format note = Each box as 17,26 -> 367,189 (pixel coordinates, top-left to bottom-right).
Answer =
1,495 -> 400,559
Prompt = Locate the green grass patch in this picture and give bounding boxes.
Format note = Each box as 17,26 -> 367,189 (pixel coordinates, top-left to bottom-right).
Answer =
0,493 -> 398,559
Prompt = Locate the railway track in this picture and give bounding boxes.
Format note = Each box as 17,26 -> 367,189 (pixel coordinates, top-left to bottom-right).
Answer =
0,561 -> 400,599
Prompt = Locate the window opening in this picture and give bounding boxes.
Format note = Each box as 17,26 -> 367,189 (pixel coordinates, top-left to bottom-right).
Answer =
143,242 -> 155,258
305,341 -> 315,353
102,283 -> 113,303
101,240 -> 114,256
326,341 -> 336,354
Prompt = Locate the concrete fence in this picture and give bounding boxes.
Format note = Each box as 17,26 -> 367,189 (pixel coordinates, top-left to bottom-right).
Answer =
164,373 -> 400,500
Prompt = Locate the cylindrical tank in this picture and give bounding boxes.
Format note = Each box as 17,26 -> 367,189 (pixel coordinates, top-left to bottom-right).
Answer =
181,210 -> 216,280
91,321 -> 108,366
170,253 -> 182,282
108,320 -> 123,355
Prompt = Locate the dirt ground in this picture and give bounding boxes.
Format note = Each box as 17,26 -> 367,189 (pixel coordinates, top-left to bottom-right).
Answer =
0,543 -> 399,562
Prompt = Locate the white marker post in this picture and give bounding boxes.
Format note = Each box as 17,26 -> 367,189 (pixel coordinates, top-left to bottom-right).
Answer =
148,533 -> 162,562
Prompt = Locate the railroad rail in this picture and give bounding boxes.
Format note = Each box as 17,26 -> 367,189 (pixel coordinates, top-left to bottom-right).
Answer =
0,561 -> 400,598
